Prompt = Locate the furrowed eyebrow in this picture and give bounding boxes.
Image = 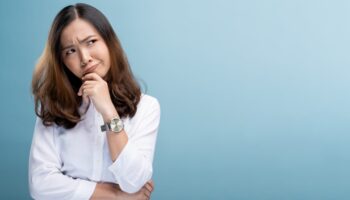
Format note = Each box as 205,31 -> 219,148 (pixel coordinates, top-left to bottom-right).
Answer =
61,35 -> 97,51
79,35 -> 97,44
61,44 -> 74,52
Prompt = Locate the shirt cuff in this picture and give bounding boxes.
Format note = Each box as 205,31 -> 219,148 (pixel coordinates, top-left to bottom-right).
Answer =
71,179 -> 97,200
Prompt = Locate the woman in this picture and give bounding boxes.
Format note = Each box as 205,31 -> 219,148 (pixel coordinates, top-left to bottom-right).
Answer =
29,3 -> 160,200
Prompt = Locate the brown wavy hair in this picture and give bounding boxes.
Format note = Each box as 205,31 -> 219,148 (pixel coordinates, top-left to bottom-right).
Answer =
32,3 -> 141,129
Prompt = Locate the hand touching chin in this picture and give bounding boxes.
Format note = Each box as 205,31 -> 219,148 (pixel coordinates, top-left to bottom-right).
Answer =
78,72 -> 118,121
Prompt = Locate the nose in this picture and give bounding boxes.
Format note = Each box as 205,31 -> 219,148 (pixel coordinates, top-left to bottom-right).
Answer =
79,48 -> 92,67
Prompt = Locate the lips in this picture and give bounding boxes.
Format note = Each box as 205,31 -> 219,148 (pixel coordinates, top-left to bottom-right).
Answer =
83,63 -> 99,75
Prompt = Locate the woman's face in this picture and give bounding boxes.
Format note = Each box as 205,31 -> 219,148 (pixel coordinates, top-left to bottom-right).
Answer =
60,18 -> 111,79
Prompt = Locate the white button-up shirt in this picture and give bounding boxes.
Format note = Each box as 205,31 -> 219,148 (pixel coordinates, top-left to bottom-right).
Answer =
29,94 -> 160,200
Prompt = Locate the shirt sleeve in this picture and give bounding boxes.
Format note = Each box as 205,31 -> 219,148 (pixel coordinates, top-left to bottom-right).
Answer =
108,97 -> 161,193
28,117 -> 96,200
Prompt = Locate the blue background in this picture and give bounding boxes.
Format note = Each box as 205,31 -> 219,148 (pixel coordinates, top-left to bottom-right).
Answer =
1,0 -> 350,199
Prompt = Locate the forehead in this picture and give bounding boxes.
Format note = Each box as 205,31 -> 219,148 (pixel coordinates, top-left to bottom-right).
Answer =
60,18 -> 100,45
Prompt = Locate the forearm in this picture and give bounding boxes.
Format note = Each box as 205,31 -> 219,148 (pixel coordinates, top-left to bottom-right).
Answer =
106,130 -> 128,161
102,108 -> 128,162
90,181 -> 154,200
90,182 -> 120,200
100,96 -> 159,193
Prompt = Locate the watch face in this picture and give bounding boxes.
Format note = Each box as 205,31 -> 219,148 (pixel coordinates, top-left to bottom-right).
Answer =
110,118 -> 123,133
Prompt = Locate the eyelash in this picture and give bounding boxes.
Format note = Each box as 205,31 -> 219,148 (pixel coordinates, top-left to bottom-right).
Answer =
87,39 -> 97,45
66,49 -> 76,55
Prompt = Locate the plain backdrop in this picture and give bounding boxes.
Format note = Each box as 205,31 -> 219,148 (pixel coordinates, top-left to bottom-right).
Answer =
1,0 -> 350,199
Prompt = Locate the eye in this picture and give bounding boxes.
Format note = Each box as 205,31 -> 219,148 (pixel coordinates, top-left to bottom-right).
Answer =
65,48 -> 76,55
87,39 -> 97,46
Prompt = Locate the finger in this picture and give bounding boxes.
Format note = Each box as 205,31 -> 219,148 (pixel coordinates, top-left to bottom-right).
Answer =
80,88 -> 88,98
144,182 -> 153,193
78,81 -> 94,96
142,187 -> 151,199
82,84 -> 94,92
82,90 -> 89,98
81,86 -> 96,97
79,81 -> 97,96
145,180 -> 154,192
78,85 -> 83,96
82,73 -> 102,81
148,180 -> 154,190
81,80 -> 97,86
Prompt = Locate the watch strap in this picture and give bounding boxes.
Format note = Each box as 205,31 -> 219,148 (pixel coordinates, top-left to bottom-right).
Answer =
100,123 -> 110,132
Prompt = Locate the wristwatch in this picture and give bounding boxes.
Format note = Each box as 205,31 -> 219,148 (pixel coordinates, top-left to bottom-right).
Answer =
100,116 -> 124,133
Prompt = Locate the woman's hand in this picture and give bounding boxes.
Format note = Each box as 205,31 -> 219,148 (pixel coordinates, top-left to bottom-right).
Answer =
78,72 -> 118,121
115,180 -> 154,200
90,181 -> 154,200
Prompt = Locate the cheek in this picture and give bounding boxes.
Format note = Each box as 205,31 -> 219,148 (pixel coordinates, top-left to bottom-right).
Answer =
64,60 -> 82,78
104,51 -> 111,68
100,45 -> 111,66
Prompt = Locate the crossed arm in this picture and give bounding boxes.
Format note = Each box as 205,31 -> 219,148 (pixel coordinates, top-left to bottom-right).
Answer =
90,181 -> 154,200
